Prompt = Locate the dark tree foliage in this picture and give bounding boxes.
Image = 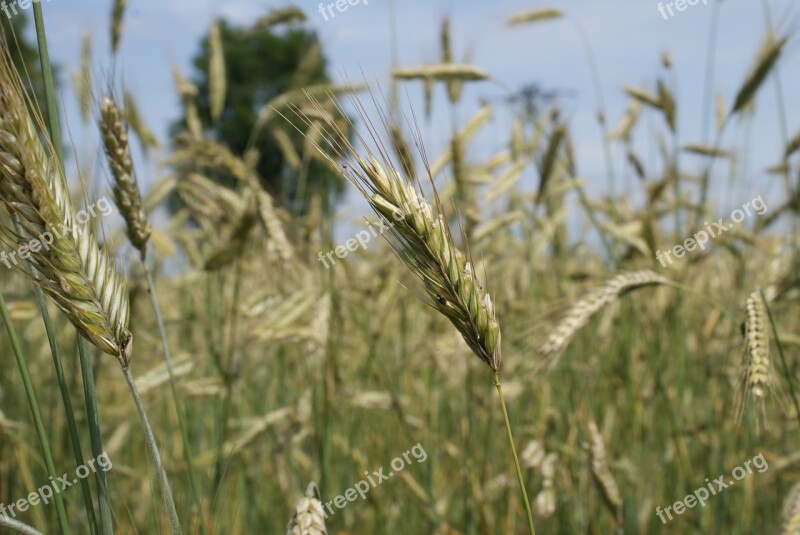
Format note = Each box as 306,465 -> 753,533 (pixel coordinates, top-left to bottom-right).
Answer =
0,12 -> 57,112
175,19 -> 346,214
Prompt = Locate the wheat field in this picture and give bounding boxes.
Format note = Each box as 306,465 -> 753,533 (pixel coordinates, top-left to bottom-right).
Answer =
0,2 -> 799,534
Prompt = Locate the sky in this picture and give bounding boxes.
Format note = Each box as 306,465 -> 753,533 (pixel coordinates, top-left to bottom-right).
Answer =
15,0 -> 800,230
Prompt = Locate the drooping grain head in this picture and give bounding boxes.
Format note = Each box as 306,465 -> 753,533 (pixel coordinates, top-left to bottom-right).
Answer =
540,270 -> 666,361
0,47 -> 131,364
99,96 -> 152,252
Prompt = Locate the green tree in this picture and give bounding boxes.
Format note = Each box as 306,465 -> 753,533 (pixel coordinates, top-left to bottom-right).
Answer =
1,12 -> 56,112
175,18 -> 346,214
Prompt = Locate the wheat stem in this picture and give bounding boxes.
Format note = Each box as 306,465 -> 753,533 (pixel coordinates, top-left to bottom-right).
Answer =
0,514 -> 45,535
493,372 -> 536,535
30,7 -> 112,532
31,2 -> 61,161
141,247 -> 203,527
0,295 -> 70,534
122,365 -> 182,535
17,217 -> 100,535
78,337 -> 115,535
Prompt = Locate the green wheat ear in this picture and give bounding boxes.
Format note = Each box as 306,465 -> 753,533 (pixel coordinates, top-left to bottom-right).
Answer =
295,99 -> 501,372
0,47 -> 131,365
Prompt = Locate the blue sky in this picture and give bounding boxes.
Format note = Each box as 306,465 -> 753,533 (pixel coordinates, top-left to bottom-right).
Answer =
22,0 -> 800,225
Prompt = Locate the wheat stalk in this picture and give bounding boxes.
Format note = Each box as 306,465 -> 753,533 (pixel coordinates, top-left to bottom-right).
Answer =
293,95 -> 536,534
3,45 -> 181,533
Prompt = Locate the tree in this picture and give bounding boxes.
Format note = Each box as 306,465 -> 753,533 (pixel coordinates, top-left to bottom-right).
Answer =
174,17 -> 347,215
1,12 -> 57,111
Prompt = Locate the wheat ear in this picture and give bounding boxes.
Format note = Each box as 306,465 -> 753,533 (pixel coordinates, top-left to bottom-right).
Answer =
286,482 -> 327,535
540,270 -> 666,360
737,290 -> 773,429
110,0 -> 127,54
296,99 -> 501,370
0,56 -> 131,364
100,95 -> 152,253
